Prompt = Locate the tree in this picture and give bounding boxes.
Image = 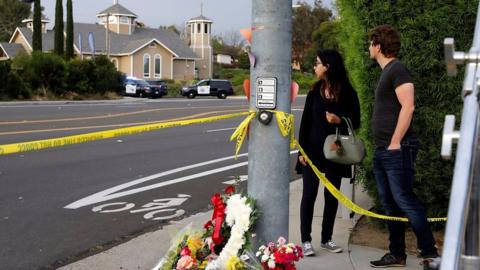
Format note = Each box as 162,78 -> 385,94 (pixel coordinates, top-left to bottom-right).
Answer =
336,0 -> 478,222
54,0 -> 63,56
301,20 -> 340,71
65,0 -> 73,59
32,0 -> 42,51
292,0 -> 332,71
0,0 -> 31,41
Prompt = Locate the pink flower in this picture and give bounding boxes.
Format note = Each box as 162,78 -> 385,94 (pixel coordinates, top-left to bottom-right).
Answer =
277,237 -> 286,246
180,247 -> 191,257
176,255 -> 197,270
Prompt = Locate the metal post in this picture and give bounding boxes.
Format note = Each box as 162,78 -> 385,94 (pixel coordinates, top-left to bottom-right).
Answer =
248,0 -> 292,245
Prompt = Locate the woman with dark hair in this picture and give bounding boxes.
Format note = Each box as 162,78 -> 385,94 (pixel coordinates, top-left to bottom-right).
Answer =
296,49 -> 360,256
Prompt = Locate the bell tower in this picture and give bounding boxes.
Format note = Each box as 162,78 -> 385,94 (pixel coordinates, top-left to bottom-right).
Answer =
186,6 -> 212,79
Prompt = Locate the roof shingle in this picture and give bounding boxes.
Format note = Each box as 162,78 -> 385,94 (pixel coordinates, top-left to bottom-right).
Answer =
97,4 -> 137,17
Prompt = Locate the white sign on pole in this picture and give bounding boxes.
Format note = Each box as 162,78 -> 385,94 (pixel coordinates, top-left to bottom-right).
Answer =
256,78 -> 277,109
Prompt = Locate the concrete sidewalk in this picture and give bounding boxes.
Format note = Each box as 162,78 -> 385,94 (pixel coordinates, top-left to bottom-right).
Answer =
59,179 -> 423,270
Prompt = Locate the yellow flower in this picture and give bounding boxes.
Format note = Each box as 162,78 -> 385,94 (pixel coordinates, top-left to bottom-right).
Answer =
226,256 -> 244,270
187,232 -> 204,256
198,260 -> 209,269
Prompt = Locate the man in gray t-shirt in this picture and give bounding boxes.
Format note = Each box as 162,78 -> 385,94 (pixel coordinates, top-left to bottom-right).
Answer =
367,25 -> 441,270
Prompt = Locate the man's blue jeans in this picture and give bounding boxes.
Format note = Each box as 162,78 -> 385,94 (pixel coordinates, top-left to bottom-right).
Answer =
373,139 -> 438,258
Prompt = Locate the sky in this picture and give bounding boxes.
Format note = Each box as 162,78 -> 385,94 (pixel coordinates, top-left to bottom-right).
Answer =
39,0 -> 335,36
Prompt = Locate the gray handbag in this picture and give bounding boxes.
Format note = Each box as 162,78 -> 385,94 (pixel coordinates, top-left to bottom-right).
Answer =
323,117 -> 365,165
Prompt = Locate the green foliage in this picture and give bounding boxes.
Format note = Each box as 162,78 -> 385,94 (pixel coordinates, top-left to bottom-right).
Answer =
0,0 -> 31,41
292,71 -> 316,94
32,0 -> 42,51
337,0 -> 478,224
9,53 -> 123,98
54,0 -> 64,56
292,0 -> 332,71
92,56 -> 123,95
65,0 -> 74,59
0,60 -> 30,100
13,51 -> 66,96
66,59 -> 95,94
302,20 -> 341,71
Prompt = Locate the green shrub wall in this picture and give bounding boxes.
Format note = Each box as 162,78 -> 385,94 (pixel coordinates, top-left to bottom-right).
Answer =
337,0 -> 478,224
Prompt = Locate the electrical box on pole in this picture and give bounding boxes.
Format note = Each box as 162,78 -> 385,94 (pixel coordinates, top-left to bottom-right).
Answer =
248,0 -> 292,246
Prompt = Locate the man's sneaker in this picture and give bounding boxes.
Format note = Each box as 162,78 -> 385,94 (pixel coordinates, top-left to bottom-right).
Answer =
421,256 -> 441,270
320,241 -> 343,253
302,241 -> 315,256
370,253 -> 406,268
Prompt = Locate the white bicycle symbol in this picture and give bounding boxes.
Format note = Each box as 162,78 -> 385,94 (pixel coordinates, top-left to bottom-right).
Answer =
91,194 -> 191,221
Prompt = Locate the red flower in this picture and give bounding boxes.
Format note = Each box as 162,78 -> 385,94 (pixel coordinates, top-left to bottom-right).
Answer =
180,246 -> 191,257
224,185 -> 235,195
204,220 -> 213,230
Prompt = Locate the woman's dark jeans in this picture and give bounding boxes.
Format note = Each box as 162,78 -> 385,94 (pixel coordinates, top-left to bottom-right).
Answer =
300,165 -> 342,244
373,139 -> 438,258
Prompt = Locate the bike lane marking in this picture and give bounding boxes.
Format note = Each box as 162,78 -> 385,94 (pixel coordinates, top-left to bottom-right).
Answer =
65,150 -> 298,210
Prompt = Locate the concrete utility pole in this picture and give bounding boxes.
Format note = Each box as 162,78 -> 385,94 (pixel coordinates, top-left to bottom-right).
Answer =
248,0 -> 292,245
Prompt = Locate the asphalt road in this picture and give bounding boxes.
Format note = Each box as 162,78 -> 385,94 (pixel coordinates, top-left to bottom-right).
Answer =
0,96 -> 305,270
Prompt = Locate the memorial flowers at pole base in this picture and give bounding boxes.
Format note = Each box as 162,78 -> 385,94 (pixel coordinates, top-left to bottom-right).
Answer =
255,237 -> 303,270
154,185 -> 259,270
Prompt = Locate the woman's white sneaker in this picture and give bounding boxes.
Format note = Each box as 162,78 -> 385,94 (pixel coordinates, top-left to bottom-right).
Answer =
320,241 -> 343,253
302,241 -> 316,256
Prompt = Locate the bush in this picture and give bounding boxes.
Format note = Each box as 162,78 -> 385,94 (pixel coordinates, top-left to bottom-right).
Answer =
66,59 -> 96,95
337,0 -> 478,224
0,60 -> 30,100
93,56 -> 123,95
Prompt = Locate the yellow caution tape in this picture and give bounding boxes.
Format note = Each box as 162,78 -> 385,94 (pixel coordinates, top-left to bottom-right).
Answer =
230,110 -> 446,222
230,110 -> 296,159
230,111 -> 256,158
295,139 -> 447,222
1,107 -> 447,223
0,112 -> 250,155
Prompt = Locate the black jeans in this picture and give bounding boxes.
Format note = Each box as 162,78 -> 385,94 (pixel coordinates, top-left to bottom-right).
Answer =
300,165 -> 342,244
373,138 -> 438,258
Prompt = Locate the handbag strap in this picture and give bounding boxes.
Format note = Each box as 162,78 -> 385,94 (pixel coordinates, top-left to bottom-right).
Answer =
341,117 -> 357,138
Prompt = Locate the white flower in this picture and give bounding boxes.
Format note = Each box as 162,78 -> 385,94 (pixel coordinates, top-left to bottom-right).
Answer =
256,251 -> 261,257
215,194 -> 252,269
277,236 -> 286,245
286,247 -> 293,253
261,254 -> 269,262
268,259 -> 276,269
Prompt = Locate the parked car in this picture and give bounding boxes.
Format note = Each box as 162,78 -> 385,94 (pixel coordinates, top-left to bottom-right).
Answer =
146,80 -> 168,98
180,79 -> 233,99
125,77 -> 151,97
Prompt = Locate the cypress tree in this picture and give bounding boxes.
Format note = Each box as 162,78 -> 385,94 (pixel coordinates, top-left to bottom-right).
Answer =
32,0 -> 42,51
54,0 -> 64,56
65,0 -> 73,59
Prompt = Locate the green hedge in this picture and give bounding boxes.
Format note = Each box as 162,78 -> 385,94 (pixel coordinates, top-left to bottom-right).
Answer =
8,53 -> 123,99
337,0 -> 478,225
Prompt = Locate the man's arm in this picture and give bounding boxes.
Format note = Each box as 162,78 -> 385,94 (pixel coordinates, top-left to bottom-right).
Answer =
389,82 -> 415,150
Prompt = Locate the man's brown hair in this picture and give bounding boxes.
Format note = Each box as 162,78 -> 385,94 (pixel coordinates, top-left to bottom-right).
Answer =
368,25 -> 401,57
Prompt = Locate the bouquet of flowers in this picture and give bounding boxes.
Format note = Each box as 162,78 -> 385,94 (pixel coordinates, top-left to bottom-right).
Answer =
155,185 -> 259,270
255,237 -> 303,270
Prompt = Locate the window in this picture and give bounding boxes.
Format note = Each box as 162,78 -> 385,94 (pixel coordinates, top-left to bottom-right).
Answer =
119,16 -> 129,24
143,54 -> 150,78
197,23 -> 201,33
154,54 -> 161,78
204,23 -> 208,34
111,58 -> 118,70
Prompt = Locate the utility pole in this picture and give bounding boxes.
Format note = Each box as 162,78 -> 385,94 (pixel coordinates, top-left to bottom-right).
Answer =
106,12 -> 110,58
248,0 -> 292,245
